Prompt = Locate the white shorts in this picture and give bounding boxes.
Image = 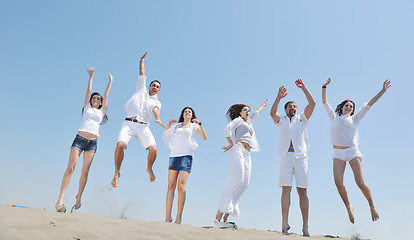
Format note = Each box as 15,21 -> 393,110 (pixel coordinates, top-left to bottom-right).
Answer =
117,121 -> 156,149
332,146 -> 363,162
278,152 -> 308,188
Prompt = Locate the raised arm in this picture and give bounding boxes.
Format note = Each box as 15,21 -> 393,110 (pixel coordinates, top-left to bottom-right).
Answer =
84,67 -> 94,107
367,79 -> 391,106
270,86 -> 287,123
255,100 -> 268,113
165,118 -> 177,130
322,78 -> 331,104
139,52 -> 147,76
295,79 -> 316,119
192,118 -> 207,140
101,73 -> 114,113
153,107 -> 166,129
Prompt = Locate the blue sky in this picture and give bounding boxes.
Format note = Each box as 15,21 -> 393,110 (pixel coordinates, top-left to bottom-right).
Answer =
1,1 -> 413,239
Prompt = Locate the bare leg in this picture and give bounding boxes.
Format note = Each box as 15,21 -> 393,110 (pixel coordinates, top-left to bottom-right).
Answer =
297,187 -> 309,237
281,186 -> 292,233
75,151 -> 95,210
223,213 -> 230,222
111,141 -> 126,188
175,171 -> 189,224
333,159 -> 354,223
216,211 -> 224,221
166,170 -> 178,222
349,157 -> 379,221
56,148 -> 82,210
146,145 -> 157,182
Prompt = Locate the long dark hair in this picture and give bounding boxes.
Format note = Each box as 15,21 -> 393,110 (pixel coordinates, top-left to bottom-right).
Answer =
82,92 -> 108,124
178,106 -> 197,123
335,99 -> 355,116
226,104 -> 250,121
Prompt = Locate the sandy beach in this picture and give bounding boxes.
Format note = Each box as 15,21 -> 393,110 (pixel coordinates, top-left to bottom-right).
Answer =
0,204 -> 362,240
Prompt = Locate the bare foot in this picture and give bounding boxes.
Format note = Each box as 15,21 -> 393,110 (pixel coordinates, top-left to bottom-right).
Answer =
347,205 -> 355,224
55,198 -> 63,211
282,224 -> 291,234
223,213 -> 230,222
370,205 -> 379,221
216,211 -> 223,221
302,227 -> 310,237
147,168 -> 156,182
75,195 -> 81,210
165,217 -> 172,223
175,218 -> 182,224
111,172 -> 120,188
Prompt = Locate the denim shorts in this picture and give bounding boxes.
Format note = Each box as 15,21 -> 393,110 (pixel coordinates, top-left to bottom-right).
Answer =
71,134 -> 98,153
169,155 -> 193,173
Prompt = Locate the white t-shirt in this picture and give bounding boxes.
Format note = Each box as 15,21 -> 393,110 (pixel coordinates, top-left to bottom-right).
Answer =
78,104 -> 104,137
124,75 -> 162,124
274,112 -> 310,159
323,102 -> 370,147
163,122 -> 200,157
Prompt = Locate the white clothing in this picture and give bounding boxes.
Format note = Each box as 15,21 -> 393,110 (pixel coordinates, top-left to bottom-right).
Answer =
78,104 -> 104,137
274,112 -> 310,159
323,102 -> 371,147
117,121 -> 156,149
224,111 -> 260,152
278,152 -> 308,188
124,75 -> 162,125
332,146 -> 363,162
162,123 -> 200,157
217,144 -> 251,217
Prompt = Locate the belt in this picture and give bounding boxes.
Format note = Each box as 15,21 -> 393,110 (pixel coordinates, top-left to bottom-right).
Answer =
125,118 -> 147,124
288,149 -> 295,152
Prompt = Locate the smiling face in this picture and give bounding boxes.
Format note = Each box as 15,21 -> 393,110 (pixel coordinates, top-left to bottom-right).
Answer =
342,101 -> 354,115
148,81 -> 161,96
90,93 -> 102,109
239,106 -> 251,121
284,102 -> 297,118
183,108 -> 193,121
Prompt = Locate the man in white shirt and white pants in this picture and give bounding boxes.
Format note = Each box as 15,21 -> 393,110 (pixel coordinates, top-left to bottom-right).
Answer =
270,79 -> 316,237
111,52 -> 165,188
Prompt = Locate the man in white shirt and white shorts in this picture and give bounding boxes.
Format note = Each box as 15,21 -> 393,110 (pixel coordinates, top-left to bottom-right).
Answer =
111,52 -> 165,188
270,79 -> 315,237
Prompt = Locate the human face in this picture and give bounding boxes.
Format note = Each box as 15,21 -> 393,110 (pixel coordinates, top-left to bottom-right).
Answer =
91,95 -> 102,108
285,102 -> 297,118
183,108 -> 193,121
342,101 -> 354,115
239,106 -> 250,121
149,82 -> 161,96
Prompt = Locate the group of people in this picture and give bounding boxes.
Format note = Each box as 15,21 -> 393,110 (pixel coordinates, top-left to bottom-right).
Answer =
54,52 -> 391,236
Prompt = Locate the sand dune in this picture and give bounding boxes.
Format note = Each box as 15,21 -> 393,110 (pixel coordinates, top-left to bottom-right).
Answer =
0,204 -> 358,240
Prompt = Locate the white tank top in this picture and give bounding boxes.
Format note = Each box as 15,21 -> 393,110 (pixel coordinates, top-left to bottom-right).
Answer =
78,104 -> 104,137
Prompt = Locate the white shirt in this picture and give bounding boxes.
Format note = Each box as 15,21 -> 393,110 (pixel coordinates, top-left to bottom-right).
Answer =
224,111 -> 260,152
323,102 -> 371,147
162,123 -> 200,157
274,112 -> 310,158
124,75 -> 161,124
78,104 -> 104,137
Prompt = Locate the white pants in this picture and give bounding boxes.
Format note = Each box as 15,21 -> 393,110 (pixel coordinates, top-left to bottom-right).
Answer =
217,144 -> 251,217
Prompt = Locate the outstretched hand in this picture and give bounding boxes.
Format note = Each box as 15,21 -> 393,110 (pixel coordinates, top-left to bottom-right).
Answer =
382,79 -> 391,91
277,86 -> 288,99
155,119 -> 166,129
86,67 -> 94,77
140,52 -> 148,60
167,118 -> 177,128
262,99 -> 268,107
323,78 -> 331,87
191,118 -> 201,124
295,78 -> 306,89
108,73 -> 114,82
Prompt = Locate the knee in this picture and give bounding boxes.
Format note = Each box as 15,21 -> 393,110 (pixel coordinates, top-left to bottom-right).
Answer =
167,182 -> 177,192
177,183 -> 186,193
66,165 -> 76,175
334,179 -> 344,188
282,186 -> 292,195
116,142 -> 126,151
297,188 -> 308,198
147,146 -> 157,156
355,180 -> 367,189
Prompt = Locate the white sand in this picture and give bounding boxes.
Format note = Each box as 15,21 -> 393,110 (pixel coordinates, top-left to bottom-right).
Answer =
0,204 -> 358,240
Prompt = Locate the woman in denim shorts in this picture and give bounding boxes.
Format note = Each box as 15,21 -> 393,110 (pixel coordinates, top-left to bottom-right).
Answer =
162,107 -> 207,224
322,78 -> 391,223
55,67 -> 113,213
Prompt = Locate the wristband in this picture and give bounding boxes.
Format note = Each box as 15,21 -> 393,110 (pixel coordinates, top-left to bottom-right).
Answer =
322,86 -> 327,88
198,122 -> 202,126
